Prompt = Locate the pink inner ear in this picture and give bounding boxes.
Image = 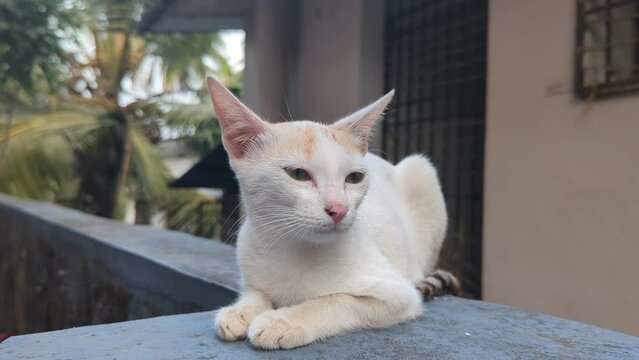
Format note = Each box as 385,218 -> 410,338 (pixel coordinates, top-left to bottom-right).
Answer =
207,77 -> 267,158
331,90 -> 394,155
333,117 -> 376,155
221,117 -> 266,158
356,132 -> 370,154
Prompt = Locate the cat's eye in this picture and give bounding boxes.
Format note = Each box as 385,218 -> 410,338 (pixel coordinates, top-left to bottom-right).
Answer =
345,171 -> 365,184
285,168 -> 312,181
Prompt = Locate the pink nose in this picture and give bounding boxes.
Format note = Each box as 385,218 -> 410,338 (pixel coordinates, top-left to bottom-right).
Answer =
324,203 -> 348,224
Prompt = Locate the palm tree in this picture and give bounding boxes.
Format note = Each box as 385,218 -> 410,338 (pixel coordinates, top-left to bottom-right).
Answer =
0,0 -> 240,223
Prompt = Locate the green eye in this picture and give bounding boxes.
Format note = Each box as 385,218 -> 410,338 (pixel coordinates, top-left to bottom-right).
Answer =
285,168 -> 312,181
345,171 -> 365,184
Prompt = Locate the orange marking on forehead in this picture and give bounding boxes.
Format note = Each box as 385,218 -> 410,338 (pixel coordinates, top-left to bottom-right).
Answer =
326,128 -> 359,154
303,127 -> 316,158
266,122 -> 310,157
266,122 -> 360,159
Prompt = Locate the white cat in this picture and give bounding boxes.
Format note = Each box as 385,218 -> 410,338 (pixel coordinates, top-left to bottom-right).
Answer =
207,77 -> 450,349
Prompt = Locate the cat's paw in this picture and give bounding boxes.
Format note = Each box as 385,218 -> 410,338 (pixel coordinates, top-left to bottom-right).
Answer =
214,305 -> 260,341
248,310 -> 309,350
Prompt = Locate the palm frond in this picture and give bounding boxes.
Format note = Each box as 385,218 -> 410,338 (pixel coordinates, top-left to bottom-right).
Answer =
0,107 -> 117,202
0,133 -> 78,201
1,3 -> 241,228
145,32 -> 224,90
162,103 -> 221,154
129,127 -> 170,200
0,108 -> 114,143
164,103 -> 215,127
208,51 -> 243,90
160,189 -> 221,239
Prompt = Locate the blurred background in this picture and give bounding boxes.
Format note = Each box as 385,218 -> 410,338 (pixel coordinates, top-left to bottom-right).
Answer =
1,0 -> 638,339
0,0 -> 245,239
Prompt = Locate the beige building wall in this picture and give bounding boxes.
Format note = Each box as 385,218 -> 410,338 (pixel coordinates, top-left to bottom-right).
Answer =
243,0 -> 292,123
289,0 -> 386,151
243,0 -> 385,147
288,0 -> 384,122
484,0 -> 639,335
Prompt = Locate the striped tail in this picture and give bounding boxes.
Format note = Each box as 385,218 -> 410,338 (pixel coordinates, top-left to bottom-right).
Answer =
416,269 -> 462,300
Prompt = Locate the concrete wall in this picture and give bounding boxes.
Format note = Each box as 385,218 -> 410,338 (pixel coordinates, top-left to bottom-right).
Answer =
243,0 -> 292,123
243,0 -> 386,145
290,0 -> 386,151
484,0 -> 639,336
292,0 -> 385,121
0,194 -> 238,335
3,202 -> 639,359
7,298 -> 639,360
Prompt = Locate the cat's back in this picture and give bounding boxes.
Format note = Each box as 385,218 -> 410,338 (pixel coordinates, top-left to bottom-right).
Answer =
362,152 -> 412,217
362,153 -> 447,281
361,153 -> 408,222
364,153 -> 445,238
364,153 -> 396,182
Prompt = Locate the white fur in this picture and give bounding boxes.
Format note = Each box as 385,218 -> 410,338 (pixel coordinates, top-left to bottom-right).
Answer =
208,77 -> 447,349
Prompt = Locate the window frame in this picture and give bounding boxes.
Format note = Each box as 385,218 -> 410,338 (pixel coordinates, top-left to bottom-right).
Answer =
574,0 -> 639,99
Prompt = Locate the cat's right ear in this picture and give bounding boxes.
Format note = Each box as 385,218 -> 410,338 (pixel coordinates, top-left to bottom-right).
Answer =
332,90 -> 394,154
207,76 -> 269,158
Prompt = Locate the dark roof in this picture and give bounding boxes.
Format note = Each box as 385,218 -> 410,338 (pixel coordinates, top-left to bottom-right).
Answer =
170,145 -> 239,194
138,0 -> 251,34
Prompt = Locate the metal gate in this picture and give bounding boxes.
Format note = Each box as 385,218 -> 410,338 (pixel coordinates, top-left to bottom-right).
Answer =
383,0 -> 487,297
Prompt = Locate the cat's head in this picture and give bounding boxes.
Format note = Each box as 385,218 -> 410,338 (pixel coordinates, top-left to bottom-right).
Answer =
207,77 -> 393,244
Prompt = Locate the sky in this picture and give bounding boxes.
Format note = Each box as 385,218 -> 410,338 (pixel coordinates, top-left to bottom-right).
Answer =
220,30 -> 245,72
118,29 -> 245,106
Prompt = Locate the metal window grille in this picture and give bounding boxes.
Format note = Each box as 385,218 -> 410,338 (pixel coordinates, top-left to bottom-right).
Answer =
383,0 -> 487,297
575,0 -> 639,98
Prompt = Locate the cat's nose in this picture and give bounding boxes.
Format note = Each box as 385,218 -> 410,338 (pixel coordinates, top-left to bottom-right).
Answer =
324,203 -> 348,224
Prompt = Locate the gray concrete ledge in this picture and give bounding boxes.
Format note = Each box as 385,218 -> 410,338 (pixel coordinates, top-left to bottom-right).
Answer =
0,194 -> 239,334
2,195 -> 639,359
0,194 -> 240,291
2,297 -> 638,360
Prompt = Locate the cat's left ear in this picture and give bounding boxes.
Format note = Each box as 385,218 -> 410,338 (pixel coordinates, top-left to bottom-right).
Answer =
332,90 -> 394,154
207,76 -> 270,159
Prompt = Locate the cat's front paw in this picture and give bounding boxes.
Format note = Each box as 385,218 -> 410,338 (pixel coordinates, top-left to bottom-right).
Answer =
248,310 -> 309,350
215,305 -> 261,341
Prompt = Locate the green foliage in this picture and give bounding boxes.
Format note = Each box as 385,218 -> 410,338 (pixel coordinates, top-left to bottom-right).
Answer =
161,190 -> 222,239
1,108 -> 113,207
0,0 -> 240,231
163,103 -> 222,155
145,33 -> 224,90
0,135 -> 77,201
129,127 -> 170,200
0,0 -> 81,94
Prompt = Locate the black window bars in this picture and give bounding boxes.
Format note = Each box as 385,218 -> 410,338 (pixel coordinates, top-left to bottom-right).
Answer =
383,0 -> 488,298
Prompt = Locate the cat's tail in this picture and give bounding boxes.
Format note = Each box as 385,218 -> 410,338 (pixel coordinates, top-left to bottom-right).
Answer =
416,269 -> 462,300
